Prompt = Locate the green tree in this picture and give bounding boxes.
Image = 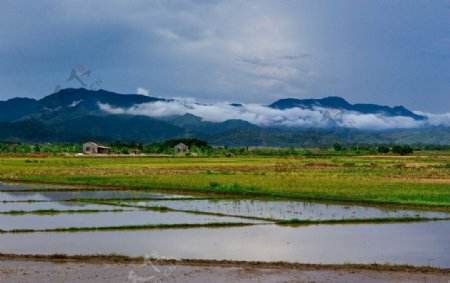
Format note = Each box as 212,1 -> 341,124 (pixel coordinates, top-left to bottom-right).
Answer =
377,145 -> 390,154
392,145 -> 414,155
333,143 -> 343,151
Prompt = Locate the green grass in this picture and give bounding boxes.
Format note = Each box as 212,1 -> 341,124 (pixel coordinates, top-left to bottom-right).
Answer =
0,154 -> 448,209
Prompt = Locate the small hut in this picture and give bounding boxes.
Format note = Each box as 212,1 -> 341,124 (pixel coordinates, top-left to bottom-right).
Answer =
82,142 -> 110,155
173,143 -> 189,152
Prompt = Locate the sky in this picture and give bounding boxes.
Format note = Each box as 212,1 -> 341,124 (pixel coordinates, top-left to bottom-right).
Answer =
0,0 -> 449,113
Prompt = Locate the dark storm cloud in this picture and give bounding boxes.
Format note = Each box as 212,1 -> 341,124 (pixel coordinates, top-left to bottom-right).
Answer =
0,0 -> 449,113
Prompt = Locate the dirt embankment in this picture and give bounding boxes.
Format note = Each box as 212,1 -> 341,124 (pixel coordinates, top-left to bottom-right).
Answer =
0,254 -> 449,283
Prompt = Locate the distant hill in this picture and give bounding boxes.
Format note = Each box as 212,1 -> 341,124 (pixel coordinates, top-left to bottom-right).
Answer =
60,114 -> 183,142
269,97 -> 425,120
0,88 -> 448,145
0,98 -> 38,122
38,88 -> 164,110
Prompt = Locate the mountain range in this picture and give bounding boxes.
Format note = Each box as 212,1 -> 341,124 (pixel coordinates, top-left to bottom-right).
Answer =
0,88 -> 448,145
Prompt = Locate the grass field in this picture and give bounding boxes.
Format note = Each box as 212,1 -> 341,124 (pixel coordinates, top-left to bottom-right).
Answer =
0,152 -> 449,209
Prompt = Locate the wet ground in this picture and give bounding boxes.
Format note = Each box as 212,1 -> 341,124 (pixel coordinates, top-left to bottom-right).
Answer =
1,260 -> 448,283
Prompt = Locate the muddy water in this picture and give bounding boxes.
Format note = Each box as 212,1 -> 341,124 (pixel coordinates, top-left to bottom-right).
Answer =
0,191 -> 193,202
0,210 -> 261,231
0,221 -> 448,268
123,199 -> 450,220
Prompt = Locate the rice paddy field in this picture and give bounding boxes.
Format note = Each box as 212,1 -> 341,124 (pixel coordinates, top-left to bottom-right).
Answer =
0,152 -> 449,207
0,152 -> 449,280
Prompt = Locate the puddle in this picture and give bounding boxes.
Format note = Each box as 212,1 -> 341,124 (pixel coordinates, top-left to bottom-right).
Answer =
0,191 -> 193,202
0,210 -> 261,231
0,221 -> 448,268
123,199 -> 450,220
0,201 -> 128,212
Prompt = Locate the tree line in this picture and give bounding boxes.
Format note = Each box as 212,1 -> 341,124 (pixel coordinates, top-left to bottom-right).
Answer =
0,139 -> 449,156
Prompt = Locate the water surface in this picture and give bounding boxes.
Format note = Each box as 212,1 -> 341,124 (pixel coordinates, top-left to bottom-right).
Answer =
0,221 -> 448,267
0,183 -> 76,191
0,201 -> 128,212
123,199 -> 450,220
0,191 -> 193,202
0,210 -> 260,230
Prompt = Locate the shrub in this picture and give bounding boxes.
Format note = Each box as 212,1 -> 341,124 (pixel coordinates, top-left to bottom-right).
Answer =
377,145 -> 390,154
392,145 -> 414,155
333,143 -> 343,151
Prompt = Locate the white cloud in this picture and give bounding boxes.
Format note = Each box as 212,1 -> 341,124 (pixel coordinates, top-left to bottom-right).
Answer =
98,99 -> 450,130
136,87 -> 150,96
414,111 -> 450,127
69,100 -> 82,107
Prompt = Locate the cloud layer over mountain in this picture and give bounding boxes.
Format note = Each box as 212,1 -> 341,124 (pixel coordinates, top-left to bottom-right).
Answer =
99,99 -> 450,130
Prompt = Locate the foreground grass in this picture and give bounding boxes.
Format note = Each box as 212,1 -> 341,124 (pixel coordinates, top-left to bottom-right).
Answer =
0,154 -> 448,209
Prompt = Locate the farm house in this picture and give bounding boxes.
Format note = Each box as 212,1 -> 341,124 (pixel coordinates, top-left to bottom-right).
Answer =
174,143 -> 189,152
82,142 -> 110,155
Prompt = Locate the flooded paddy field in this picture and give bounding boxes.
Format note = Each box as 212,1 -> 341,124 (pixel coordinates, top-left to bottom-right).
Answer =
0,201 -> 128,212
0,210 -> 259,231
0,182 -> 82,191
122,199 -> 450,221
0,182 -> 449,269
0,190 -> 194,202
1,221 -> 449,268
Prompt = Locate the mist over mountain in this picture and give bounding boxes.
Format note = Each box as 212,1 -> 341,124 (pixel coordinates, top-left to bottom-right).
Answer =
0,88 -> 448,145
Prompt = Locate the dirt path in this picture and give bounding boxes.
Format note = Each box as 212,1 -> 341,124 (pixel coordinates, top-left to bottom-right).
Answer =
1,260 -> 449,283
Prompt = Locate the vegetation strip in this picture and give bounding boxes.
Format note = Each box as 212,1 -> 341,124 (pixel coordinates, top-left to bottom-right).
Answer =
1,200 -> 53,203
1,218 -> 448,234
0,197 -> 218,203
0,222 -> 255,234
158,207 -> 274,222
69,200 -> 450,224
0,253 -> 448,273
102,201 -> 277,222
69,197 -> 214,202
0,209 -> 128,215
276,217 -> 450,225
